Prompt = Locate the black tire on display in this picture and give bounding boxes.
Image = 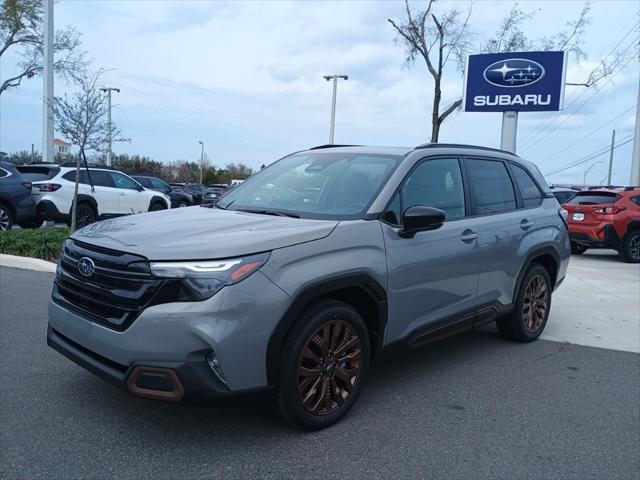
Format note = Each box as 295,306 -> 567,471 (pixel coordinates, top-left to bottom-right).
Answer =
0,204 -> 13,231
75,203 -> 96,229
570,242 -> 588,255
497,264 -> 552,343
276,299 -> 370,430
619,230 -> 640,264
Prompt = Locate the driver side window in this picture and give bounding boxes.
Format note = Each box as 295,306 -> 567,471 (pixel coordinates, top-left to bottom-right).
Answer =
384,158 -> 466,226
110,172 -> 139,190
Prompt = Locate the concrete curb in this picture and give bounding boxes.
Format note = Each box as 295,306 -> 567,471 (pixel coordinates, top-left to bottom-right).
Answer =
0,254 -> 57,273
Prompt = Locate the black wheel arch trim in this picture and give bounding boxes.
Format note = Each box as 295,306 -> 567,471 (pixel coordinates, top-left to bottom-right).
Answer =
512,246 -> 561,303
72,194 -> 98,214
265,272 -> 387,386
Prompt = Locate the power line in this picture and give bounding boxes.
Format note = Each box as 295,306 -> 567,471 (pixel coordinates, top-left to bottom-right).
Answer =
544,135 -> 634,177
519,23 -> 639,146
520,51 -> 637,154
537,106 -> 634,164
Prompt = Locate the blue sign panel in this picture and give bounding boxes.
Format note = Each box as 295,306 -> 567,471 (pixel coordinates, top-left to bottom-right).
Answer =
463,51 -> 567,112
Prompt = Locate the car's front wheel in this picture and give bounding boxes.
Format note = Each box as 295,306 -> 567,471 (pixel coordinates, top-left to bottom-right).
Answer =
276,300 -> 370,430
177,200 -> 189,208
149,202 -> 166,212
0,204 -> 13,231
497,264 -> 551,342
620,230 -> 640,263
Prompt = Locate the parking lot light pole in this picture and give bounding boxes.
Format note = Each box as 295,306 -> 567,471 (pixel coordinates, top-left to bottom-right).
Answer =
323,75 -> 348,144
100,87 -> 120,167
198,141 -> 204,184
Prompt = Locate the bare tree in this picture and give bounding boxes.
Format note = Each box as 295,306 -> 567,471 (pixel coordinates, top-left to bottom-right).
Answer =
389,1 -> 593,142
54,70 -> 127,231
388,0 -> 473,143
0,0 -> 88,95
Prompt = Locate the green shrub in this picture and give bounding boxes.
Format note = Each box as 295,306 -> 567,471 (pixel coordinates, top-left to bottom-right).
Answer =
0,228 -> 69,262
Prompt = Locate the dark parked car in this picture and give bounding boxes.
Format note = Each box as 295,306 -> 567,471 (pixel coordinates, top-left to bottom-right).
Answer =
132,174 -> 194,208
0,161 -> 37,230
202,184 -> 228,205
170,183 -> 206,204
550,186 -> 579,205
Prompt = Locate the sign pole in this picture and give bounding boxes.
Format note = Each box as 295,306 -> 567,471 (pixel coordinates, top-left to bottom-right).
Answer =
500,111 -> 518,153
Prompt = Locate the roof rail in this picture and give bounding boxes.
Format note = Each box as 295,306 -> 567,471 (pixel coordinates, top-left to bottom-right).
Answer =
309,144 -> 362,150
58,162 -> 119,170
414,143 -> 518,156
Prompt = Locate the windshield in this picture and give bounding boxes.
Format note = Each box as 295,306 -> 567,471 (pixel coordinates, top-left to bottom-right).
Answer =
217,152 -> 401,219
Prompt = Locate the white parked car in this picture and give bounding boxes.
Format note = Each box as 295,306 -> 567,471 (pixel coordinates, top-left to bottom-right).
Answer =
16,164 -> 171,228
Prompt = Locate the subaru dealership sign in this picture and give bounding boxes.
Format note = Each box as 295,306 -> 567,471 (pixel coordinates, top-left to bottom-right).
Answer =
463,51 -> 567,112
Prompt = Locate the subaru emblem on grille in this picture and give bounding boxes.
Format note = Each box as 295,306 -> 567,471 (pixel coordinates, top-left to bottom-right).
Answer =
77,257 -> 95,277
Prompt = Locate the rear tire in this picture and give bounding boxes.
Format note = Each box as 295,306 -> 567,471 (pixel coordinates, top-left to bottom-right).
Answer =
0,204 -> 13,231
497,264 -> 551,343
571,242 -> 588,255
619,230 -> 640,263
276,299 -> 370,430
75,203 -> 96,229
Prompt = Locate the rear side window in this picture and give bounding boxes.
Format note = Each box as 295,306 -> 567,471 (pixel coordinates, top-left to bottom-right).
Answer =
466,159 -> 516,214
568,192 -> 621,205
511,164 -> 542,208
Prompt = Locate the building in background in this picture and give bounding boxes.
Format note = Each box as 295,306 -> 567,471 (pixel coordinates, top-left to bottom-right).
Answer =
53,138 -> 72,158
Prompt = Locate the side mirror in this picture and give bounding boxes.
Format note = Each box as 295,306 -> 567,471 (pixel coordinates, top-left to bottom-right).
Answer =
399,206 -> 446,238
136,184 -> 145,192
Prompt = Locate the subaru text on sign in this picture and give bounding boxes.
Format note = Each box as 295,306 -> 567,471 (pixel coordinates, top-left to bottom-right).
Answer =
463,51 -> 567,112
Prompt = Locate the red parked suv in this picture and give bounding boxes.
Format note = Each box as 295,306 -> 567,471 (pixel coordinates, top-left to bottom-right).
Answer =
563,187 -> 640,263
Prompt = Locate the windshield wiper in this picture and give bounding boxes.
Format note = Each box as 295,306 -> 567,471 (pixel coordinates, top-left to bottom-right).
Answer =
236,208 -> 300,218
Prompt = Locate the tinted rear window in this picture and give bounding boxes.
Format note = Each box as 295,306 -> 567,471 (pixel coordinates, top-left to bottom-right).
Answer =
16,166 -> 59,181
567,192 -> 621,205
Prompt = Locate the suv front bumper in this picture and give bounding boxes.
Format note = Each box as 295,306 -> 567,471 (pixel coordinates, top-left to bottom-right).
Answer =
47,271 -> 290,401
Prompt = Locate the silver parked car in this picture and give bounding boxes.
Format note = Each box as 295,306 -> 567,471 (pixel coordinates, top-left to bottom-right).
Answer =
47,144 -> 570,429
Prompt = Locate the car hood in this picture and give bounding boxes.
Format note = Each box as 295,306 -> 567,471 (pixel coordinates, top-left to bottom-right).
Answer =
71,207 -> 338,261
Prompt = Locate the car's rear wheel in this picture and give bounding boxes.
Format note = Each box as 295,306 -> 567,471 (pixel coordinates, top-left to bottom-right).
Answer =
497,264 -> 551,342
571,242 -> 588,255
0,204 -> 13,231
276,299 -> 370,430
75,203 -> 96,229
620,230 -> 640,263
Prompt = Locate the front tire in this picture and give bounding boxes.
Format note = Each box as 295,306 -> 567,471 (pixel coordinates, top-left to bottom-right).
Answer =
497,264 -> 551,342
177,200 -> 189,208
149,202 -> 166,212
276,299 -> 370,430
620,230 -> 640,263
0,204 -> 13,231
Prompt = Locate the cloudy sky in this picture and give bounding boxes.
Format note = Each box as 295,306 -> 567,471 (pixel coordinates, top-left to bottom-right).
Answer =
1,0 -> 638,184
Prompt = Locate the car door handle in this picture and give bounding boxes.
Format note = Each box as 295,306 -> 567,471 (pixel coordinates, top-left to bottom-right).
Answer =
520,219 -> 534,230
460,230 -> 478,242
119,192 -> 126,196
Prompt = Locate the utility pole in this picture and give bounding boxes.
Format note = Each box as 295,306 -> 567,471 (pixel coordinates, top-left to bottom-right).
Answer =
100,87 -> 120,166
631,76 -> 640,185
198,140 -> 204,184
42,0 -> 54,163
606,130 -> 616,186
500,111 -> 518,153
323,75 -> 348,144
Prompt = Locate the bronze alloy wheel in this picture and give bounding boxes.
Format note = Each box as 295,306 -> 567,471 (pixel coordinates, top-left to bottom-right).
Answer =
523,274 -> 548,333
297,320 -> 362,416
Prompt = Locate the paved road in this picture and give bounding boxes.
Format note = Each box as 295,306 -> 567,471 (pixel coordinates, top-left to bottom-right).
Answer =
1,267 -> 639,480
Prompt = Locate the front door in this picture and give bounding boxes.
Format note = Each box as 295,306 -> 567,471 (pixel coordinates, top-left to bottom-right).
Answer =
109,172 -> 147,214
382,157 -> 481,346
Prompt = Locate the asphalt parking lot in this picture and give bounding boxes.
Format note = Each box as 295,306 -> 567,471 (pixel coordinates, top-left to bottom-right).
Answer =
0,253 -> 639,480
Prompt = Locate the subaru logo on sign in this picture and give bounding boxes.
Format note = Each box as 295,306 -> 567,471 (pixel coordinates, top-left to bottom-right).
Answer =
77,257 -> 95,277
483,59 -> 545,88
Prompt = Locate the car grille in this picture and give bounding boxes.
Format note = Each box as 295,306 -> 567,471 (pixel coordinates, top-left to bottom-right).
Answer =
52,239 -> 164,331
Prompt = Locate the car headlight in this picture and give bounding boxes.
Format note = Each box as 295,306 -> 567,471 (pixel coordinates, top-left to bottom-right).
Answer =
149,252 -> 270,301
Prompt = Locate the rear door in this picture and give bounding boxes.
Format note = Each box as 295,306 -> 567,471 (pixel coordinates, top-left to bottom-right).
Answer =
465,157 -> 538,309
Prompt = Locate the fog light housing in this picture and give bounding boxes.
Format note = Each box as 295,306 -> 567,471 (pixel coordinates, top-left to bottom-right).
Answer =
206,351 -> 227,386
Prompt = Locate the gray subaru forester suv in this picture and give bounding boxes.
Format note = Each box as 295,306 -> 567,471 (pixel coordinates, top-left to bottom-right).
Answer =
47,144 -> 570,429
